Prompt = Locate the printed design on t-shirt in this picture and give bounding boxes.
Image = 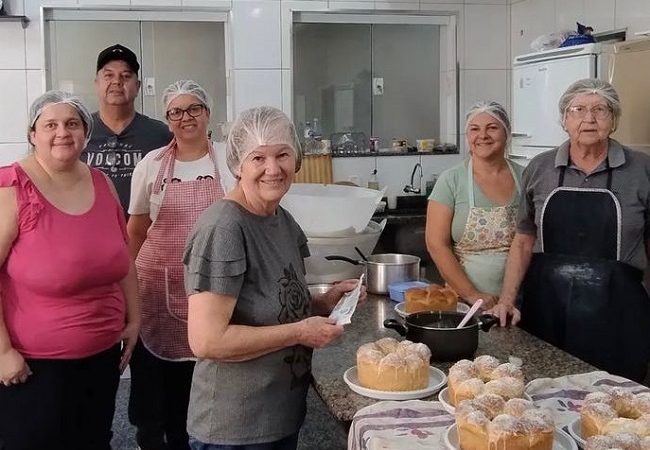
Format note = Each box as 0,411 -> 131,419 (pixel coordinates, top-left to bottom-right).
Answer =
84,137 -> 144,180
277,263 -> 311,389
161,174 -> 215,190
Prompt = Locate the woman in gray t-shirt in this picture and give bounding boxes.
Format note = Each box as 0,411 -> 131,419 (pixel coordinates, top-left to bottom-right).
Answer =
183,106 -> 365,450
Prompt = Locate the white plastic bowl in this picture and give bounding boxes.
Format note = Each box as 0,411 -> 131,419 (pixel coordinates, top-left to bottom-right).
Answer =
304,220 -> 384,284
281,183 -> 385,236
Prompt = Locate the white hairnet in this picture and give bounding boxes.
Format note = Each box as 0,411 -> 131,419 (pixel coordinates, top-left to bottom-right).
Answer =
465,101 -> 512,144
28,90 -> 93,145
226,106 -> 302,178
558,78 -> 621,124
162,79 -> 213,112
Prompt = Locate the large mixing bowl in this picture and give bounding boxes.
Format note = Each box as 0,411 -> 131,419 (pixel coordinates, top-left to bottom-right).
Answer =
304,220 -> 384,284
280,183 -> 385,236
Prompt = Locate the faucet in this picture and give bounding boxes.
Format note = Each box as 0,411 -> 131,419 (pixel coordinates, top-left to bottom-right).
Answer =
403,163 -> 423,194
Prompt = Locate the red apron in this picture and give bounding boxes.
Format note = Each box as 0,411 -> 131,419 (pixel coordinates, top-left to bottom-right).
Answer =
136,139 -> 225,360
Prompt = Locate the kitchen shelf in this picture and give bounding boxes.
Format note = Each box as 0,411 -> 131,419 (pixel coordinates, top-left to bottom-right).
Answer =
0,15 -> 29,29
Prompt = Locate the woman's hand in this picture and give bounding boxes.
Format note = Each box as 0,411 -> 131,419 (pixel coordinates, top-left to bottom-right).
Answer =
464,292 -> 498,310
312,278 -> 368,316
296,317 -> 344,348
119,319 -> 140,373
488,302 -> 521,327
0,347 -> 32,386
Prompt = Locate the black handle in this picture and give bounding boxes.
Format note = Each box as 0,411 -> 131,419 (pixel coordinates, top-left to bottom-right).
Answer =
324,255 -> 361,265
383,319 -> 408,336
478,314 -> 499,332
354,246 -> 368,261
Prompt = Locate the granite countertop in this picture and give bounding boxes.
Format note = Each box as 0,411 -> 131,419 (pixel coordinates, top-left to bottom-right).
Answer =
310,295 -> 596,422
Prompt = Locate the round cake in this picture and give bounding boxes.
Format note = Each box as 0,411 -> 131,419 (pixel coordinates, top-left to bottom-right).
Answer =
456,394 -> 555,450
404,283 -> 458,313
581,389 -> 650,439
586,432 -> 650,450
448,355 -> 525,406
356,337 -> 431,391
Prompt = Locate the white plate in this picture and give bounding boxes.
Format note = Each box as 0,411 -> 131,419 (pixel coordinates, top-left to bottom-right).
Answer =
343,366 -> 447,400
394,302 -> 470,318
438,387 -> 534,414
568,417 -> 585,448
444,424 -> 578,450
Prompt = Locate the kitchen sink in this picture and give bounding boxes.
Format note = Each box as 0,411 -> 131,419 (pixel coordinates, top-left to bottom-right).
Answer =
388,195 -> 428,215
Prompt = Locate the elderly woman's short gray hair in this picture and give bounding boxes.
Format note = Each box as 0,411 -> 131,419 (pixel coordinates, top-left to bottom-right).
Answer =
558,78 -> 622,125
28,90 -> 93,146
225,106 -> 302,178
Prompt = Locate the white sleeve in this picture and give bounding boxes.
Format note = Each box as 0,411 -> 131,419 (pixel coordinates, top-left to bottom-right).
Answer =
128,156 -> 154,215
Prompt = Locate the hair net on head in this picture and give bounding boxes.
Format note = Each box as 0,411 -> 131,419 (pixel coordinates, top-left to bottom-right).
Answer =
465,101 -> 512,149
28,90 -> 93,146
162,79 -> 213,112
558,78 -> 621,123
226,106 -> 302,178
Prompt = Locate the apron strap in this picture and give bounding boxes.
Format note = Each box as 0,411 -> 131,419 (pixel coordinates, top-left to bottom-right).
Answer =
153,139 -> 222,195
557,154 -> 613,189
467,159 -> 476,208
467,158 -> 521,208
152,139 -> 178,195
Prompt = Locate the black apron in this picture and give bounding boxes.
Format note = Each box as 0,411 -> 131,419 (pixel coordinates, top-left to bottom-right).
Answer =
519,160 -> 650,382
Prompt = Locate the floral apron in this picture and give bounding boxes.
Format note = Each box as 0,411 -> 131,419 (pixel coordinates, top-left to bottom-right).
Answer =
453,159 -> 521,296
136,139 -> 225,360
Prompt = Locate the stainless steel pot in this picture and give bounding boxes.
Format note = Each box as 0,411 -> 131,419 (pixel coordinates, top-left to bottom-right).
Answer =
324,253 -> 420,294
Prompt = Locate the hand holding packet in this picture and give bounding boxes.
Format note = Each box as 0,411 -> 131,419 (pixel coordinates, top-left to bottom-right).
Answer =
328,274 -> 364,326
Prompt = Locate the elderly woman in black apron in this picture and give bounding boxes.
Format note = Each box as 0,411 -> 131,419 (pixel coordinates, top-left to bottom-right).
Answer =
492,79 -> 650,382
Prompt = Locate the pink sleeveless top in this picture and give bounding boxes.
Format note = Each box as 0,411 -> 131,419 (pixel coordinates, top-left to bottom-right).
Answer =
0,163 -> 129,359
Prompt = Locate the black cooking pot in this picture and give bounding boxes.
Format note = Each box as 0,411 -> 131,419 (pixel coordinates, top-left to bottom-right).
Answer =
383,311 -> 499,362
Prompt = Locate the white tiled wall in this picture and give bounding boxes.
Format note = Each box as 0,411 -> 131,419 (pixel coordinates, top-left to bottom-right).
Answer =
510,0 -> 648,59
1,0 -> 644,193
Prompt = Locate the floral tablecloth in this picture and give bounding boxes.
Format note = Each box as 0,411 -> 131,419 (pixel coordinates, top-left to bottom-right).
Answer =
347,371 -> 649,450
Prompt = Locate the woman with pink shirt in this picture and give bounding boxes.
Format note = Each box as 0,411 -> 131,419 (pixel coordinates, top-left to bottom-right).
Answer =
0,91 -> 140,450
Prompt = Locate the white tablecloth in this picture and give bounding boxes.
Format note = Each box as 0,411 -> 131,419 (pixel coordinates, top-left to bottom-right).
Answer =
348,371 -> 649,450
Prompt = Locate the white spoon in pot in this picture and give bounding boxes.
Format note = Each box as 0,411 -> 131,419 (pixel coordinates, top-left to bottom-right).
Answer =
456,299 -> 484,329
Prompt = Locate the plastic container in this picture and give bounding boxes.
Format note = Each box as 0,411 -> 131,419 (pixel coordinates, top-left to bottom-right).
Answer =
304,220 -> 385,284
388,280 -> 430,303
367,169 -> 379,190
281,183 -> 385,236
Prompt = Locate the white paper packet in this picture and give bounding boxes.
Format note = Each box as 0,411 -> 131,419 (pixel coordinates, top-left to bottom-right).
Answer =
328,274 -> 364,326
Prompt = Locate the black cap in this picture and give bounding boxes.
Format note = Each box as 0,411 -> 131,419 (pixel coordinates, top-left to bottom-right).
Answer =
96,44 -> 140,74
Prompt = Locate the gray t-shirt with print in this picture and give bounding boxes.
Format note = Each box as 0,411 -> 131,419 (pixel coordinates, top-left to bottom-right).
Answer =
82,112 -> 172,213
183,199 -> 312,445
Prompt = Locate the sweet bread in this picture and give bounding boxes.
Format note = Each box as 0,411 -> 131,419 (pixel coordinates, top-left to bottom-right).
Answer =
586,432 -> 650,449
404,283 -> 458,313
356,337 -> 431,391
581,389 -> 650,439
448,355 -> 525,406
456,394 -> 554,450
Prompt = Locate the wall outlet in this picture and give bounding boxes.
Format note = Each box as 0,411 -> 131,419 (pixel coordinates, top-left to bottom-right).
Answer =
372,77 -> 384,96
144,77 -> 156,96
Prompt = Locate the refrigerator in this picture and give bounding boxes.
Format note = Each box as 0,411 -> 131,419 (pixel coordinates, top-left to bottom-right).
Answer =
510,39 -> 650,165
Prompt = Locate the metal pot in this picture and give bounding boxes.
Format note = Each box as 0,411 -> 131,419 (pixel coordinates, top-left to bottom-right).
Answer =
383,311 -> 499,361
324,253 -> 420,294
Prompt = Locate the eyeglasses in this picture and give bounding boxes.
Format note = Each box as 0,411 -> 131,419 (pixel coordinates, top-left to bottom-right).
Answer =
566,105 -> 612,120
166,103 -> 206,121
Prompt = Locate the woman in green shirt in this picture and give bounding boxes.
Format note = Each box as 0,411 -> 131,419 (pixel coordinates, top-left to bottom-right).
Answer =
426,102 -> 523,309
